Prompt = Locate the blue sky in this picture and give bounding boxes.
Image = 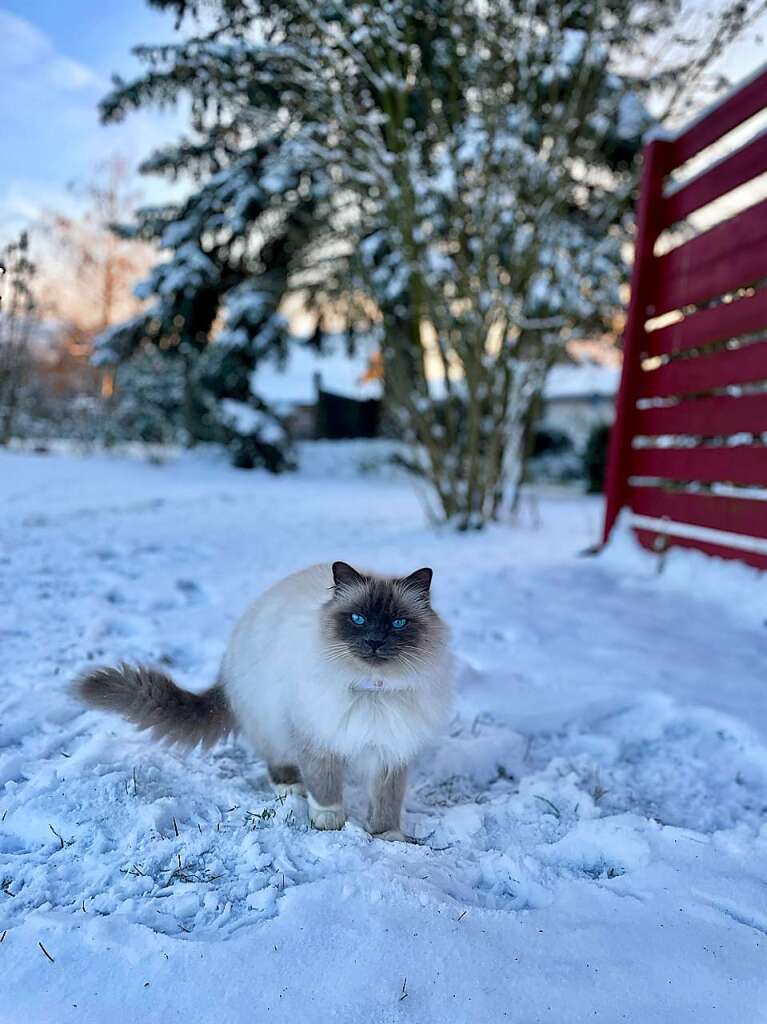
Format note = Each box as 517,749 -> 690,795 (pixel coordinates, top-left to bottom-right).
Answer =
1,2 -> 766,242
0,1 -> 182,235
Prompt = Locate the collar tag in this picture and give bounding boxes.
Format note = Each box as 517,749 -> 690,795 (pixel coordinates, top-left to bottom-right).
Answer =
354,677 -> 386,691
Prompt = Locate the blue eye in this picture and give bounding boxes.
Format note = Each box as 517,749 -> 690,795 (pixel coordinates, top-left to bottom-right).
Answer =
350,613 -> 366,625
392,618 -> 408,629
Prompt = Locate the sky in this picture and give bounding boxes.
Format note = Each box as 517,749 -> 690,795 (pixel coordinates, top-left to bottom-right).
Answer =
1,1 -> 766,243
0,1 -> 183,236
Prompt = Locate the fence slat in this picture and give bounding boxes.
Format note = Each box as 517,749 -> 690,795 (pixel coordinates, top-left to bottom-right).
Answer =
602,139 -> 671,543
633,528 -> 767,570
630,445 -> 767,486
644,289 -> 767,357
639,339 -> 767,397
635,393 -> 767,437
661,129 -> 767,227
667,65 -> 767,168
630,487 -> 767,539
652,198 -> 767,316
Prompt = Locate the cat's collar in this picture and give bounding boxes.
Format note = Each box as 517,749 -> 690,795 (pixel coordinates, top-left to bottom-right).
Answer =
351,676 -> 413,692
353,677 -> 387,692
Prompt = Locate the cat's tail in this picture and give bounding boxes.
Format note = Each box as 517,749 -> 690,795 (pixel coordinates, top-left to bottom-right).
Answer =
73,663 -> 235,748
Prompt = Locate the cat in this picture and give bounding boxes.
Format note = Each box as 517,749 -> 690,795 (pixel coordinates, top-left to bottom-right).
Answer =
74,561 -> 453,842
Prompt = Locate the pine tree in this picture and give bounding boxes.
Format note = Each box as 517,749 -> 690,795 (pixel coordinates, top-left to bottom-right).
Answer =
101,0 -> 760,510
96,100 -> 322,470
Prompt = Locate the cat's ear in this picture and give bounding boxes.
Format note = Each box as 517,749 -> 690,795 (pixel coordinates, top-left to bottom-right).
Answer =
332,561 -> 366,590
402,567 -> 433,598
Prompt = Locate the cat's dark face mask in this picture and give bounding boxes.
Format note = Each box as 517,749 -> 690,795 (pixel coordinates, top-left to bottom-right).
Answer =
326,562 -> 437,669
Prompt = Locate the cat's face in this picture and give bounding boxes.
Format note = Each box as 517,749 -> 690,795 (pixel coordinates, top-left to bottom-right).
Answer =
323,561 -> 442,672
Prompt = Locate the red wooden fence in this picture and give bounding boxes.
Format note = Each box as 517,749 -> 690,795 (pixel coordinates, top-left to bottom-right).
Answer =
602,63 -> 767,570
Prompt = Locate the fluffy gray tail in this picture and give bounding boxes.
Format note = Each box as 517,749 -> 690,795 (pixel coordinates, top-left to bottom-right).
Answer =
73,663 -> 235,748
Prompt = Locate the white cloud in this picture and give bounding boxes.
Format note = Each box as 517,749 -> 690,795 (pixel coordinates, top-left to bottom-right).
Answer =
0,9 -> 103,92
49,55 -> 101,91
0,9 -> 48,63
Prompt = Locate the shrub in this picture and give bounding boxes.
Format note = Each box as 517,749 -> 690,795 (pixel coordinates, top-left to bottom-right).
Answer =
583,423 -> 611,493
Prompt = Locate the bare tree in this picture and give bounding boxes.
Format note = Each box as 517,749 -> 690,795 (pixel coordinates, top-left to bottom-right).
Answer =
0,233 -> 38,444
38,157 -> 153,397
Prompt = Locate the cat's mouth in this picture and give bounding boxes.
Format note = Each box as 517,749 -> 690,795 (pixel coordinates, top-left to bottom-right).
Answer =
358,650 -> 392,665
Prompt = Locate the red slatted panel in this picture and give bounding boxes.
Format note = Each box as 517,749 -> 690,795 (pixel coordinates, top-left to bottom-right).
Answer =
639,339 -> 767,397
652,198 -> 767,316
603,65 -> 767,572
644,290 -> 767,357
668,66 -> 767,167
630,446 -> 767,486
633,529 -> 767,571
661,129 -> 767,228
630,487 -> 767,539
635,393 -> 767,437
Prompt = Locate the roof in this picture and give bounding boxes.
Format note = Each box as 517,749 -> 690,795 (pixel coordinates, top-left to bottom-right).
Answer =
544,363 -> 620,401
253,349 -> 621,407
249,336 -> 382,406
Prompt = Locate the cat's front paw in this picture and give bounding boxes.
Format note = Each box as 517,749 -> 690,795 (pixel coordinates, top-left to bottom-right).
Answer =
310,808 -> 346,830
373,828 -> 414,843
308,803 -> 346,830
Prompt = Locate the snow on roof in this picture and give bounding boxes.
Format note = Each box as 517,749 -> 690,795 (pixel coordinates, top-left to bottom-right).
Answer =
249,336 -> 382,406
544,362 -> 620,401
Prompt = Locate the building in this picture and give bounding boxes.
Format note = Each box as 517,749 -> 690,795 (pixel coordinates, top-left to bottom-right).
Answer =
540,361 -> 620,453
249,336 -> 383,439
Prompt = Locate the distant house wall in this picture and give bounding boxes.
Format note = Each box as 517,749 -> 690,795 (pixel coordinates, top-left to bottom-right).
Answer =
283,394 -> 382,440
315,390 -> 381,440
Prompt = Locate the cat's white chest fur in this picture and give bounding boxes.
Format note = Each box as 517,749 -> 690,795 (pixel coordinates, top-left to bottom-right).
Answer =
221,563 -> 452,769
295,669 -> 448,766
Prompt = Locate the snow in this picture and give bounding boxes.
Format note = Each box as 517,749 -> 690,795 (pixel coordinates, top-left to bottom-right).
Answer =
219,399 -> 284,443
617,92 -> 648,140
1,446 -> 766,1023
544,362 -> 620,400
603,511 -> 767,631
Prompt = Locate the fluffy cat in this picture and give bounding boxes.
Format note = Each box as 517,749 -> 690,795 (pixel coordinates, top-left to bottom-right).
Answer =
75,561 -> 453,841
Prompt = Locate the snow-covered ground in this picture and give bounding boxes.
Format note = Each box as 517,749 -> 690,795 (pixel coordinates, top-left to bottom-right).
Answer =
1,445 -> 765,1023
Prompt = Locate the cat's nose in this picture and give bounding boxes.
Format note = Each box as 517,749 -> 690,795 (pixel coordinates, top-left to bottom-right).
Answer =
367,638 -> 384,652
